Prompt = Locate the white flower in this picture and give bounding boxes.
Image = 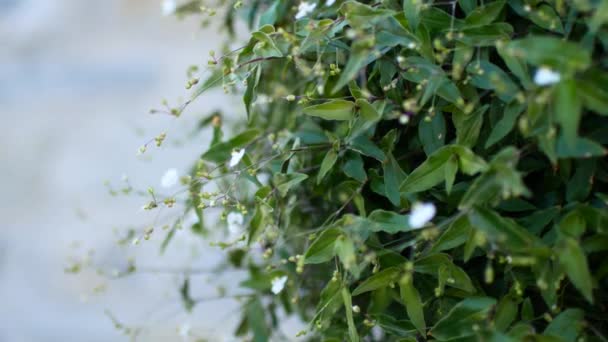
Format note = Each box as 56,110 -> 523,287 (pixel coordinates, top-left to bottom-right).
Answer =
295,1 -> 317,19
227,212 -> 244,234
408,202 -> 436,228
229,149 -> 245,168
162,0 -> 177,16
534,67 -> 561,86
326,0 -> 336,6
161,168 -> 179,188
271,275 -> 288,294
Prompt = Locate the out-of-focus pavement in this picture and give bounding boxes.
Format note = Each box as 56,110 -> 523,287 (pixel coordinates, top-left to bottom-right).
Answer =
0,1 -> 251,340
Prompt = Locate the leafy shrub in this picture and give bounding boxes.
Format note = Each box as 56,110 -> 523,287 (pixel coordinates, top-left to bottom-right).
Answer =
111,0 -> 608,340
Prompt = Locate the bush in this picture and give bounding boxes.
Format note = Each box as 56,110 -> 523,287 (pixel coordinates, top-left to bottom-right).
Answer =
118,0 -> 608,340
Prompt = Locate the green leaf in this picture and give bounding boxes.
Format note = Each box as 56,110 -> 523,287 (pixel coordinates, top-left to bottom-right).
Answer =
384,153 -> 406,206
459,0 -> 477,14
521,298 -> 534,321
431,215 -> 472,253
401,57 -> 462,103
248,203 -> 265,245
400,146 -> 451,193
180,278 -> 196,312
274,172 -> 308,197
452,42 -> 474,80
457,23 -> 513,46
497,42 -> 532,89
399,276 -> 426,336
504,36 -> 591,71
201,129 -> 261,163
544,309 -> 585,342
557,237 -> 593,302
332,41 -> 372,93
304,227 -> 341,264
340,1 -> 396,29
485,101 -> 524,148
303,100 -> 356,121
341,287 -> 360,342
556,135 -> 606,158
578,69 -> 608,116
465,1 -> 505,27
418,112 -> 446,156
245,298 -> 270,342
554,79 -> 582,148
318,149 -> 339,184
352,267 -> 401,296
349,135 -> 387,162
430,297 -> 496,340
453,105 -> 487,147
374,314 -> 417,337
343,152 -> 367,182
403,0 -> 422,30
251,30 -> 283,58
367,210 -> 413,233
414,254 -> 475,292
494,295 -> 518,331
566,160 -> 596,203
528,4 -> 564,33
258,0 -> 282,26
336,235 -> 358,273
468,206 -> 540,251
451,145 -> 489,174
467,61 -> 520,102
444,155 -> 458,195
244,66 -> 261,120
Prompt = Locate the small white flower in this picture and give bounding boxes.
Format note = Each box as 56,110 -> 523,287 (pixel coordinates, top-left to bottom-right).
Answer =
161,168 -> 179,188
534,67 -> 561,86
227,212 -> 244,234
408,202 -> 436,228
295,1 -> 317,19
326,0 -> 336,6
229,149 -> 246,168
162,0 -> 177,16
271,275 -> 288,294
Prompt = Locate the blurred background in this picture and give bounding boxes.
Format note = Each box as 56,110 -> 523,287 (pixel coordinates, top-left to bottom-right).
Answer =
0,0 -> 263,340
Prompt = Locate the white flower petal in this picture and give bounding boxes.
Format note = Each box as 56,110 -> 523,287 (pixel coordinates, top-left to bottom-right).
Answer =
161,168 -> 179,188
295,2 -> 317,19
227,212 -> 244,233
534,67 -> 561,86
162,0 -> 177,16
408,202 -> 436,229
271,275 -> 288,294
229,149 -> 246,168
326,0 -> 336,6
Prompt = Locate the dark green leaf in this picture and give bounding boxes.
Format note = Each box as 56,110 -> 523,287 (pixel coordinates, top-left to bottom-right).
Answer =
557,237 -> 593,302
430,297 -> 496,340
418,112 -> 446,156
399,276 -> 426,336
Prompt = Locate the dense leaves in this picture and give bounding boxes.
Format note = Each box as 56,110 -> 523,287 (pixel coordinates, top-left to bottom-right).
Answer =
153,0 -> 608,341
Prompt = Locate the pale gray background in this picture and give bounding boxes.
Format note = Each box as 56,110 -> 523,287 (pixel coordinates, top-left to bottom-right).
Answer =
0,0 -> 283,340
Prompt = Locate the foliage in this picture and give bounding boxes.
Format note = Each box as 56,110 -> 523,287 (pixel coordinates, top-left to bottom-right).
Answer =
102,0 -> 608,340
